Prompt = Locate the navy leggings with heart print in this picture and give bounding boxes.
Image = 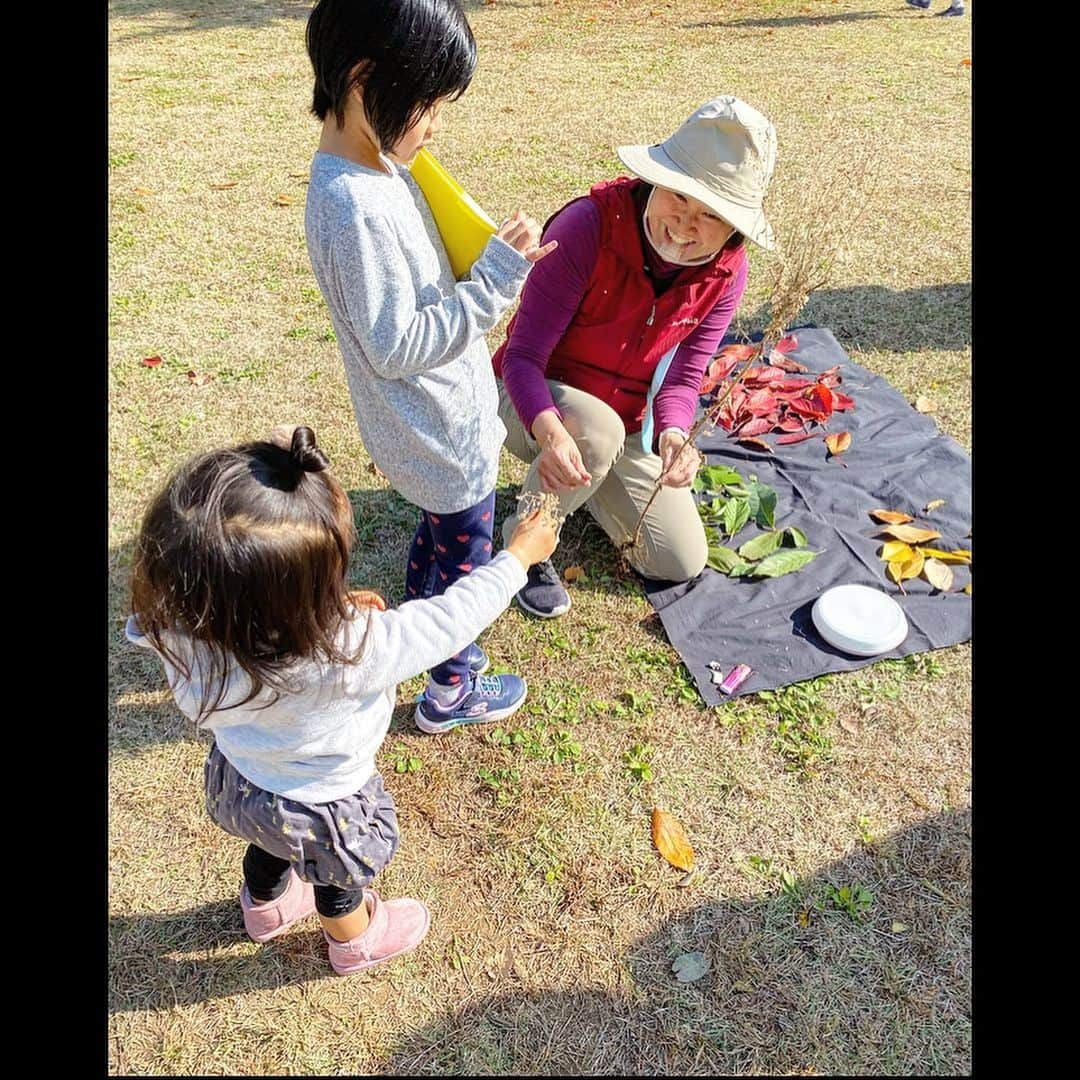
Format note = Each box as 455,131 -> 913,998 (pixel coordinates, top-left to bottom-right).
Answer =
404,491 -> 496,688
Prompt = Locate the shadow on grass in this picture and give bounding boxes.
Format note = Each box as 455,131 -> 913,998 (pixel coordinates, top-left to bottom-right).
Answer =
110,0 -> 313,36
109,810 -> 971,1077
742,283 -> 971,354
684,9 -> 902,30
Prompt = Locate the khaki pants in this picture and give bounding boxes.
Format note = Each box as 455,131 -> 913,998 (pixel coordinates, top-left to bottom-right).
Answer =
498,379 -> 708,582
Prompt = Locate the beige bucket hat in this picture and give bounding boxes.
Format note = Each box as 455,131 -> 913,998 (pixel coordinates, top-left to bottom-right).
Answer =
617,96 -> 778,251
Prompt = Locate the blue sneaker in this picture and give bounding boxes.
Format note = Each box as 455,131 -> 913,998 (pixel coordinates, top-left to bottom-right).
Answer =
515,558 -> 572,619
415,672 -> 528,734
905,0 -> 931,7
464,642 -> 490,675
936,2 -> 964,13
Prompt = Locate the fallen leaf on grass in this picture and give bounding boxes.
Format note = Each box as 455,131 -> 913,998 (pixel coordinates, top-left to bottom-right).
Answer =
878,524 -> 941,544
274,193 -> 297,206
839,715 -> 861,736
672,952 -> 711,983
869,509 -> 914,525
209,181 -> 238,190
133,186 -> 154,196
824,432 -> 851,457
367,461 -> 385,479
652,808 -> 694,871
186,369 -> 212,386
731,979 -> 754,993
140,355 -> 163,367
797,910 -> 811,929
891,921 -> 909,933
960,57 -> 972,66
915,396 -> 938,413
924,499 -> 946,513
922,558 -> 953,591
563,565 -> 585,583
118,76 -> 144,83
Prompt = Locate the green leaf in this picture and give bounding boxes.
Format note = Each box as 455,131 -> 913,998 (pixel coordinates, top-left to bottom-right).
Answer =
698,464 -> 743,492
785,526 -> 808,548
722,497 -> 751,538
750,548 -> 821,578
727,561 -> 757,577
707,544 -> 745,573
738,529 -> 784,561
748,480 -> 777,528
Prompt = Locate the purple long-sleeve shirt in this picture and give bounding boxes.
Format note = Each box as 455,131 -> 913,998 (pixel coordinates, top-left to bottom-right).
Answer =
499,194 -> 748,445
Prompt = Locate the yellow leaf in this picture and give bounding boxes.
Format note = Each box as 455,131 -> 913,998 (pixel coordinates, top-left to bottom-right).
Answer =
651,808 -> 695,871
919,547 -> 970,565
886,559 -> 906,586
891,921 -> 909,933
563,565 -> 585,583
915,396 -> 938,413
797,909 -> 811,928
880,540 -> 913,561
869,509 -> 914,525
950,549 -> 972,561
878,524 -> 941,544
824,431 -> 851,456
963,583 -> 972,595
133,186 -> 154,196
924,499 -> 946,513
732,980 -> 754,993
274,193 -> 297,206
922,558 -> 954,592
896,547 -> 925,580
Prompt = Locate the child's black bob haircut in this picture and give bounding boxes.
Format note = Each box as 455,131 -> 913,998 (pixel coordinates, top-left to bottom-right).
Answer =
306,0 -> 477,152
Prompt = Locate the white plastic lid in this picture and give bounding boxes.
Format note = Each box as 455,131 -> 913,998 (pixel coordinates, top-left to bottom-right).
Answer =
811,584 -> 909,657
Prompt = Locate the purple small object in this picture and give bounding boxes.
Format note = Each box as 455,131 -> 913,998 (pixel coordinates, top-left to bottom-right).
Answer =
718,664 -> 752,695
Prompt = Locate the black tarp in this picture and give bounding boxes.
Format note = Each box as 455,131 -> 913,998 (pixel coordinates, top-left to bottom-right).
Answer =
645,327 -> 971,703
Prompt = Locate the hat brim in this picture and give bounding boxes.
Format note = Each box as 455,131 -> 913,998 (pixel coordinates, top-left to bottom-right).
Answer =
617,143 -> 775,251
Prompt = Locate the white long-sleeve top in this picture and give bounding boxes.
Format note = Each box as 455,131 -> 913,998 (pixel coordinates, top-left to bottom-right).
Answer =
125,550 -> 527,803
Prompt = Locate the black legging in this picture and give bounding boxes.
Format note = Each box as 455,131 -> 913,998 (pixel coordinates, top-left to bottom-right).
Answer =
242,844 -> 364,919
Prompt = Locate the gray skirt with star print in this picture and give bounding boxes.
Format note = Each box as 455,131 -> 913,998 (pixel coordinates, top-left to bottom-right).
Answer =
204,744 -> 399,892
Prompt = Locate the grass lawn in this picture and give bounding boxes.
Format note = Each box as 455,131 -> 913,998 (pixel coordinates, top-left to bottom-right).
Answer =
109,1 -> 971,1073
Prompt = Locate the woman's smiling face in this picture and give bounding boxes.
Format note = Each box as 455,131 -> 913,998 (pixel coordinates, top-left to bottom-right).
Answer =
644,186 -> 735,264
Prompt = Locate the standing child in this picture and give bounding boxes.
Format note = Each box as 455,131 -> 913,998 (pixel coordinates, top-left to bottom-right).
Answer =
303,0 -> 557,733
126,426 -> 556,974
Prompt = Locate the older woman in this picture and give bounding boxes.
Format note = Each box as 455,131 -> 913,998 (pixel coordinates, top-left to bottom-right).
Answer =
493,96 -> 778,617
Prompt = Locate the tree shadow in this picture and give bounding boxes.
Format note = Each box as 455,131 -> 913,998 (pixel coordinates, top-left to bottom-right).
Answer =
110,0 -> 314,37
742,283 -> 971,354
109,809 -> 970,1074
684,9 -> 901,30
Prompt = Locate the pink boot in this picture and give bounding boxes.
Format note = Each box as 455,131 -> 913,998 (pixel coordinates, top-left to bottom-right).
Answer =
324,889 -> 431,975
240,870 -> 317,942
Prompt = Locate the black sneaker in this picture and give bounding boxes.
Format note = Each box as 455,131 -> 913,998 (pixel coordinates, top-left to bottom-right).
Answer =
516,558 -> 572,619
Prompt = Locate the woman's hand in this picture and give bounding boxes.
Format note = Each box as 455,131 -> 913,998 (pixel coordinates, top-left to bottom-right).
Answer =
496,211 -> 559,264
658,429 -> 703,488
532,411 -> 592,492
347,589 -> 387,611
507,509 -> 558,569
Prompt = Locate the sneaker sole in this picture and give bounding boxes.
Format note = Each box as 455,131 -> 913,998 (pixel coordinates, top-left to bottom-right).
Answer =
515,592 -> 572,619
413,680 -> 529,734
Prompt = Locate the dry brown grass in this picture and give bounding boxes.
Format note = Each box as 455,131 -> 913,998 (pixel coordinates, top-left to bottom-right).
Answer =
109,0 -> 970,1073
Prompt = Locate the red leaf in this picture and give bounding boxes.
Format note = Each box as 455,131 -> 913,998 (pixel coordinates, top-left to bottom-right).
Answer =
714,343 -> 756,363
776,431 -> 820,445
140,355 -> 163,367
786,397 -> 828,421
736,416 -> 774,437
745,389 -> 778,414
737,436 -> 773,453
708,354 -> 739,381
831,390 -> 855,411
805,384 -> 835,415
768,353 -> 809,373
819,372 -> 841,389
774,377 -> 815,392
774,334 -> 799,353
698,374 -> 719,395
777,415 -> 807,432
